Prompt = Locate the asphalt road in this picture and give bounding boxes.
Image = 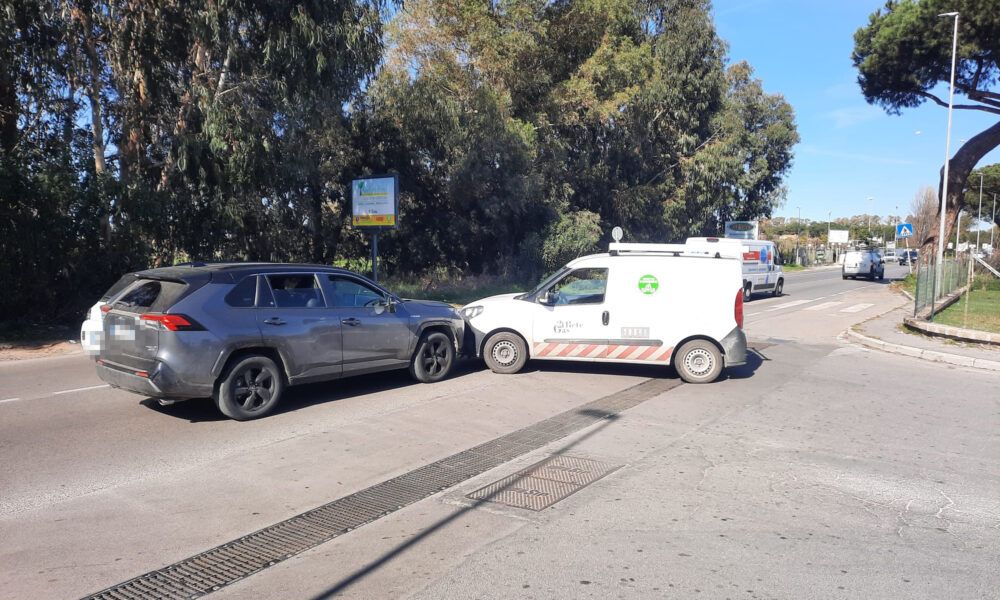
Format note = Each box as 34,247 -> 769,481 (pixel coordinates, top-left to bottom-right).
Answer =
3,263 -> 997,600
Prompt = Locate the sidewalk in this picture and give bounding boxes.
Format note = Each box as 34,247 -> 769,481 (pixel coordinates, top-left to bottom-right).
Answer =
848,304 -> 1000,371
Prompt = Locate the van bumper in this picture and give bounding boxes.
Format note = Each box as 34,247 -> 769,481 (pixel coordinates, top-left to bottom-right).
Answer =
721,327 -> 748,367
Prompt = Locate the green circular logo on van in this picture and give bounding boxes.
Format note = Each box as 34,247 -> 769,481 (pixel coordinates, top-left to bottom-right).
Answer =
638,274 -> 659,295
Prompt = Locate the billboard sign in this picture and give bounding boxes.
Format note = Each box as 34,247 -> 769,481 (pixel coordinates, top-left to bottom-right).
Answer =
352,175 -> 398,228
724,221 -> 758,240
829,229 -> 849,244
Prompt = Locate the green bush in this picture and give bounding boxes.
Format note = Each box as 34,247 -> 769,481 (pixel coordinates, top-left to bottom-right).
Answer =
541,210 -> 602,271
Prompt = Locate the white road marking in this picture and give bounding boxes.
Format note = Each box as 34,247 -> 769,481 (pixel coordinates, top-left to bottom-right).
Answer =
0,397 -> 22,404
804,301 -> 844,311
840,303 -> 875,313
51,384 -> 110,396
765,299 -> 814,312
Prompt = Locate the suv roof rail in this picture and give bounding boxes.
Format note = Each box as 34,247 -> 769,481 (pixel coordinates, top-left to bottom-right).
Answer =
175,261 -> 209,267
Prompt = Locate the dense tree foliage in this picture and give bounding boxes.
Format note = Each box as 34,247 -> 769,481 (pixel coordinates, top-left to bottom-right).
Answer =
853,0 -> 1000,253
1,0 -> 797,325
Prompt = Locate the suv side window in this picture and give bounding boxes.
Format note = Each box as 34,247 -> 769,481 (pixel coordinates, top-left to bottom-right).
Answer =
225,276 -> 258,308
548,268 -> 608,305
265,274 -> 325,308
327,276 -> 385,307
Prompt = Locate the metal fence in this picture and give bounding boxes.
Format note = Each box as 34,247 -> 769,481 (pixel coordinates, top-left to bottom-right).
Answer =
914,255 -> 969,318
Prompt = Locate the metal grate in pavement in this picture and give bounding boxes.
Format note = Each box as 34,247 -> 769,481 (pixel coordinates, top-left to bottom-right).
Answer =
83,377 -> 679,600
466,455 -> 621,511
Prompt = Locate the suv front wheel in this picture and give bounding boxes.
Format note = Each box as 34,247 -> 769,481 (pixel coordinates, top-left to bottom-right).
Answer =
410,331 -> 455,383
215,355 -> 284,421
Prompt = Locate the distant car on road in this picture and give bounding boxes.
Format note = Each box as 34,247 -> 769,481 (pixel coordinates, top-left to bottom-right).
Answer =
91,263 -> 464,420
883,249 -> 898,262
842,249 -> 884,280
898,249 -> 918,266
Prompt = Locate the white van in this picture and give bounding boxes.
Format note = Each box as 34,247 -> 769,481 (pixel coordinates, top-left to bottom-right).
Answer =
461,243 -> 747,383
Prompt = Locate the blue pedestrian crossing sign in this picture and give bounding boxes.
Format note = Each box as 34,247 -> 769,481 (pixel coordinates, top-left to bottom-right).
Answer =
896,223 -> 914,239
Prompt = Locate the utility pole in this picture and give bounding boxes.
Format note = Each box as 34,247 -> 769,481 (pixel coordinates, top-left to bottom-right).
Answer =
992,193 -> 997,251
935,11 -> 960,299
976,172 -> 983,254
955,210 -> 962,254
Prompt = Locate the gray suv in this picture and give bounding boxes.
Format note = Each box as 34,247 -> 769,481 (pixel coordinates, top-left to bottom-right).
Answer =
94,263 -> 465,420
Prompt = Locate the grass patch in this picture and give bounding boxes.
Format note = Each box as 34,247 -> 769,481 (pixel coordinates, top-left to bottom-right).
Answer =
891,273 -> 917,296
782,264 -> 806,272
383,273 -> 528,306
933,287 -> 1000,334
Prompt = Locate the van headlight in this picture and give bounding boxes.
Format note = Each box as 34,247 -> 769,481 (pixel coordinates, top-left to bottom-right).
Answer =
461,305 -> 484,319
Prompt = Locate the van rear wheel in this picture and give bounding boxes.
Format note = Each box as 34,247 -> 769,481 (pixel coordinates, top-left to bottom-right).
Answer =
483,332 -> 528,374
674,340 -> 723,384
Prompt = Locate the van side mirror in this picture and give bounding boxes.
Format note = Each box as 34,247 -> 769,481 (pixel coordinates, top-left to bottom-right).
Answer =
539,291 -> 557,306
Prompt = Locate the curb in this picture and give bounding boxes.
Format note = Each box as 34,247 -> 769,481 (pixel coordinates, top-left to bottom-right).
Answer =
903,317 -> 1000,346
844,328 -> 1000,372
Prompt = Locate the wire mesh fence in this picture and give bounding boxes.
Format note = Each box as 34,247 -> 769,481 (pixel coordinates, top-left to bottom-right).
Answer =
914,255 -> 969,318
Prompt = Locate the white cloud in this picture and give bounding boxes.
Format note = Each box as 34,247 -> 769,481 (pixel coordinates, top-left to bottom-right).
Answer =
825,105 -> 884,128
799,144 -> 916,166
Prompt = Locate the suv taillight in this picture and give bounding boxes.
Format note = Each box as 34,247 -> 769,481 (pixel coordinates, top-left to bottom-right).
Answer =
734,288 -> 744,329
140,313 -> 205,332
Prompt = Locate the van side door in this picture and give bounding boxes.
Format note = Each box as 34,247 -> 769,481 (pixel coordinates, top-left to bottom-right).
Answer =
530,267 -> 610,359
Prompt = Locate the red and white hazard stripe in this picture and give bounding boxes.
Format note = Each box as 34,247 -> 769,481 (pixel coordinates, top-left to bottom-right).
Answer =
532,342 -> 672,362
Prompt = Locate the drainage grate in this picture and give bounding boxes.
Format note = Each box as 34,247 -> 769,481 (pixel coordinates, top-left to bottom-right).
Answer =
467,455 -> 621,511
83,377 -> 679,600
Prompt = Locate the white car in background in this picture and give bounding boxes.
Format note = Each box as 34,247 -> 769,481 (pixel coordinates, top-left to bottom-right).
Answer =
842,249 -> 885,281
80,274 -> 138,355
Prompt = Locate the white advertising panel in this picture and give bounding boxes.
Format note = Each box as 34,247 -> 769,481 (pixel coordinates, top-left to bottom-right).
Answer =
829,229 -> 849,244
724,221 -> 758,240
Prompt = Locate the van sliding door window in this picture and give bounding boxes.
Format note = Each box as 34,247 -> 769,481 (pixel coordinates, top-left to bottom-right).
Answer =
548,268 -> 608,305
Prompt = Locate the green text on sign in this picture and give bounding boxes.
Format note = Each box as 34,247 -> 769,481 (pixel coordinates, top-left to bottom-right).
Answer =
638,274 -> 659,295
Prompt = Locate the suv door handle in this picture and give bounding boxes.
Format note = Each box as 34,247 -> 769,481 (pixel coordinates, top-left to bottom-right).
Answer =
262,317 -> 286,326
602,311 -> 610,326
341,317 -> 362,326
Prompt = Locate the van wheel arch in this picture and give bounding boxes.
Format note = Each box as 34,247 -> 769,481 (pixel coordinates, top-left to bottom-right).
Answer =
479,328 -> 531,359
671,335 -> 725,366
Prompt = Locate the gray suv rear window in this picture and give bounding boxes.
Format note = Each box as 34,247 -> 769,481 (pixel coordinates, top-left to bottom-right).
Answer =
225,276 -> 257,308
114,279 -> 187,314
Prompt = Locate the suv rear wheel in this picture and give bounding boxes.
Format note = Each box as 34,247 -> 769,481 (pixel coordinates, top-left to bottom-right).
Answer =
215,355 -> 284,421
410,331 -> 455,383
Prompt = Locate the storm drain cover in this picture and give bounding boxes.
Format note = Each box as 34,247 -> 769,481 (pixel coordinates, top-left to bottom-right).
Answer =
467,455 -> 621,511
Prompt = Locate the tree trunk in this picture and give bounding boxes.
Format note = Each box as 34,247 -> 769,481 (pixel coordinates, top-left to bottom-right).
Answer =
0,70 -> 17,153
922,120 -> 1000,258
80,11 -> 106,175
309,179 -> 325,264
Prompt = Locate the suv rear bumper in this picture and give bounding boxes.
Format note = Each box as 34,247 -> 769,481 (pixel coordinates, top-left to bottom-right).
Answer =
721,327 -> 748,367
96,359 -> 212,399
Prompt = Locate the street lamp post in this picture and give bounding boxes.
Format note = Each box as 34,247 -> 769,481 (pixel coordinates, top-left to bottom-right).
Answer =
976,172 -> 983,253
867,196 -> 873,239
992,193 -> 997,251
935,11 -> 960,298
827,211 -> 832,263
796,206 -> 801,265
955,209 -> 962,253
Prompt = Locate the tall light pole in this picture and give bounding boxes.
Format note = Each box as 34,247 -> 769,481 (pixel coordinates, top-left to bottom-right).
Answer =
828,211 -> 833,263
936,11 -> 959,296
867,196 -> 874,240
986,193 -> 996,252
955,209 -> 962,253
796,206 -> 801,265
976,172 -> 983,253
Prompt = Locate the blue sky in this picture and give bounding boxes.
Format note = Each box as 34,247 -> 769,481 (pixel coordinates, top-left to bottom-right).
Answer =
713,0 -> 1000,223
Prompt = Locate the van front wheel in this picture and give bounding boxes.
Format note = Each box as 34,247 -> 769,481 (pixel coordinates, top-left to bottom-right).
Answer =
674,340 -> 723,384
483,332 -> 528,374
772,278 -> 784,297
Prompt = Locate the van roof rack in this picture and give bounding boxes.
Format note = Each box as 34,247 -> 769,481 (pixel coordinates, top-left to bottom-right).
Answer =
608,243 -> 688,256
